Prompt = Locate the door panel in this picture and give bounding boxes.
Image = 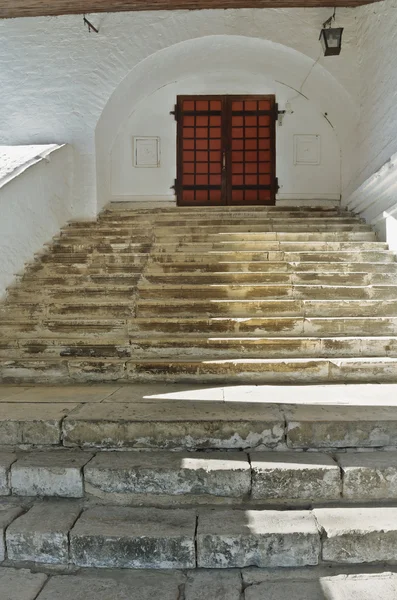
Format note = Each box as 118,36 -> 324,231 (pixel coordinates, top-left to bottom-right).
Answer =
228,96 -> 275,205
178,96 -> 224,206
176,95 -> 276,206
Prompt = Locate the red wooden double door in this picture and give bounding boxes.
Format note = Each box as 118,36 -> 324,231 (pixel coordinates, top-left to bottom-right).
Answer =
176,95 -> 277,207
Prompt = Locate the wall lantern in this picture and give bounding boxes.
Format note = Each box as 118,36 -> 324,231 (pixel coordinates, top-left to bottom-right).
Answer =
319,11 -> 343,56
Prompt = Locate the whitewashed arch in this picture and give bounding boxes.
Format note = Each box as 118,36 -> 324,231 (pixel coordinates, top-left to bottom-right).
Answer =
96,34 -> 358,207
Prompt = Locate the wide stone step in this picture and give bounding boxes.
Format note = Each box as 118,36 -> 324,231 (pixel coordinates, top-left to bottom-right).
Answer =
4,446 -> 397,505
18,274 -> 140,286
148,251 -> 395,264
105,203 -> 342,213
102,209 -> 347,221
50,242 -> 151,254
138,283 -> 397,301
130,316 -> 397,336
136,298 -> 397,317
0,319 -> 128,338
128,336 -> 397,359
127,356 -> 397,384
154,230 -> 377,242
154,223 -> 372,234
143,271 -> 397,285
6,567 -> 397,600
1,383 -> 397,450
103,217 -> 362,227
2,355 -> 397,383
146,261 -> 397,274
153,241 -> 387,252
4,335 -> 397,361
0,448 -> 343,505
3,500 -> 397,569
62,226 -> 153,237
39,252 -> 149,265
9,286 -> 138,302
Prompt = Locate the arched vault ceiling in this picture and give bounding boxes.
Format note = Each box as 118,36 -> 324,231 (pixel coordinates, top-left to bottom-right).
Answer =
0,0 -> 381,19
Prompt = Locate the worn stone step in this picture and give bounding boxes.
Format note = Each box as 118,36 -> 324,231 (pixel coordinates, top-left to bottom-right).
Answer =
9,446 -> 397,504
127,336 -> 397,359
6,501 -> 397,569
47,302 -> 136,318
105,203 -> 343,213
50,243 -> 151,254
18,274 -> 140,286
154,224 -> 372,234
102,209 -> 347,221
38,253 -> 149,265
138,283 -> 397,301
8,568 -> 397,600
136,298 -> 397,318
154,230 -> 377,242
8,339 -> 131,359
9,286 -> 137,302
143,272 -> 397,285
148,251 -> 396,264
129,316 -> 397,336
127,357 -> 397,384
32,264 -> 144,276
4,335 -> 397,361
2,384 -> 397,451
146,261 -> 397,274
2,449 -> 342,504
0,319 -> 128,338
153,241 -> 386,252
62,227 -> 152,237
103,216 -> 362,227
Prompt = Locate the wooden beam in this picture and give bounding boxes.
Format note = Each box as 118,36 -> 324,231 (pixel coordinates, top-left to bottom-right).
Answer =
0,0 -> 381,19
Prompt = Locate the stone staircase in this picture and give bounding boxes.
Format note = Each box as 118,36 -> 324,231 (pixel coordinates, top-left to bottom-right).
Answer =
1,202 -> 397,384
3,204 -> 397,595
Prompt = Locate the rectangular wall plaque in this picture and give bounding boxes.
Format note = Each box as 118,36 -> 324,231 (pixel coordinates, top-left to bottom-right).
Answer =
293,134 -> 321,166
134,137 -> 160,168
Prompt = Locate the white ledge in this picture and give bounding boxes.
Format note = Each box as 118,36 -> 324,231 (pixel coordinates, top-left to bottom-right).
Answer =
0,144 -> 64,189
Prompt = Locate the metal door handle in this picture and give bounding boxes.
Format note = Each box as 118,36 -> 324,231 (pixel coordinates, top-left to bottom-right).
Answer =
222,152 -> 226,170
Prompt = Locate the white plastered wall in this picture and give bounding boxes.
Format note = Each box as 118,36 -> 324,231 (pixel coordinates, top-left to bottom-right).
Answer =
0,145 -> 74,298
0,8 -> 360,218
342,0 -> 397,250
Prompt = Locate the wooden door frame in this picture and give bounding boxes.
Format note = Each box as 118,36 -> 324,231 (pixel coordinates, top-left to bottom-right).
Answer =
175,94 -> 277,206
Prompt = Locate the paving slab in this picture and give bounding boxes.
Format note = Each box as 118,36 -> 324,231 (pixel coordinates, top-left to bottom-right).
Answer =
0,567 -> 47,600
7,501 -> 82,564
36,571 -> 185,600
0,385 -> 121,403
0,503 -> 24,560
314,507 -> 397,564
337,452 -> 397,500
185,570 -> 241,600
223,384 -> 397,406
11,450 -> 94,498
285,405 -> 397,449
197,509 -> 320,568
104,384 -> 224,403
70,506 -> 196,568
0,452 -> 17,495
251,452 -> 340,501
0,403 -> 78,445
0,386 -> 33,401
244,580 -> 324,600
320,573 -> 397,599
84,451 -> 250,499
63,402 -> 284,450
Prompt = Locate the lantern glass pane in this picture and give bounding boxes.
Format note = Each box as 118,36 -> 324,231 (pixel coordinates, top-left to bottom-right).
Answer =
327,31 -> 340,47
